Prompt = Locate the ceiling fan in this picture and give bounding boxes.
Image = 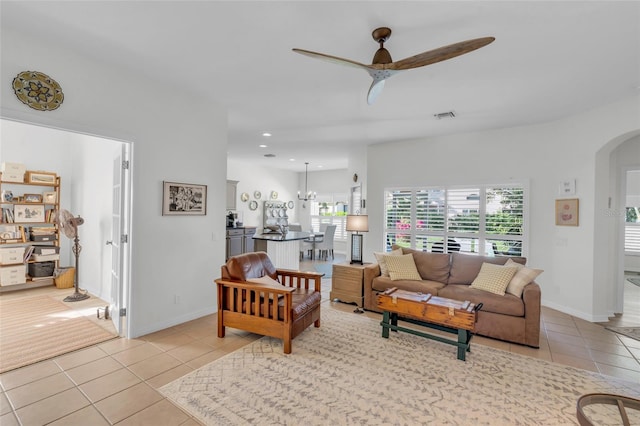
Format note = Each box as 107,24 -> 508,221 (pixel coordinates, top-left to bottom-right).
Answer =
293,27 -> 495,105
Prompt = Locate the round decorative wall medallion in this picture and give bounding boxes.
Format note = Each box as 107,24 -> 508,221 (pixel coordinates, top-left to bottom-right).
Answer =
12,71 -> 64,111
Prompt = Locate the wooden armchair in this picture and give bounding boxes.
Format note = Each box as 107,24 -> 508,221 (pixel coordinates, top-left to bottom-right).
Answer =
215,251 -> 323,354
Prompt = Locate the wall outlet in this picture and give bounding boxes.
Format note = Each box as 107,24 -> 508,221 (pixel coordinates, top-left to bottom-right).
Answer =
174,295 -> 181,304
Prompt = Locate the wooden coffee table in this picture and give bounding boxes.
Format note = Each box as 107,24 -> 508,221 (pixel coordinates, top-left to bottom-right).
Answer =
377,287 -> 482,361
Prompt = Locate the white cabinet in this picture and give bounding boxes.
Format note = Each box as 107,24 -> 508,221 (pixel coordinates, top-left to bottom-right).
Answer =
226,180 -> 238,210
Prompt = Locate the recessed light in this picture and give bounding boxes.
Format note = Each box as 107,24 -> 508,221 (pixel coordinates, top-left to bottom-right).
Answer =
289,158 -> 295,162
317,165 -> 324,168
262,132 -> 272,137
259,144 -> 267,148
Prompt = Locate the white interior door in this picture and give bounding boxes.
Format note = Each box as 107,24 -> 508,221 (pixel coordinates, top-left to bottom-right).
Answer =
109,144 -> 130,335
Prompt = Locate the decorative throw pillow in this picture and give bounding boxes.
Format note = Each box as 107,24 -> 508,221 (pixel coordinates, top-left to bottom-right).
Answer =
374,248 -> 403,277
504,258 -> 543,298
385,254 -> 422,281
247,275 -> 283,299
470,262 -> 518,296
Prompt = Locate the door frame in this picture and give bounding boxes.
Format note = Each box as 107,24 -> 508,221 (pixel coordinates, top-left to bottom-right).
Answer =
0,116 -> 133,338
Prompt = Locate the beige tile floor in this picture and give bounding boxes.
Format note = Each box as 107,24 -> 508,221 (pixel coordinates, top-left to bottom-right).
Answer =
1,264 -> 639,425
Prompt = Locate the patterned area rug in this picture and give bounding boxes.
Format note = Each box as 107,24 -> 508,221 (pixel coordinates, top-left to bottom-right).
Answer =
0,295 -> 117,373
606,326 -> 640,342
161,308 -> 640,425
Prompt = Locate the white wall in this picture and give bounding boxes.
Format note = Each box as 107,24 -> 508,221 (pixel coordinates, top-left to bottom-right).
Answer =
227,159 -> 299,228
1,120 -> 117,302
367,94 -> 640,322
1,25 -> 228,338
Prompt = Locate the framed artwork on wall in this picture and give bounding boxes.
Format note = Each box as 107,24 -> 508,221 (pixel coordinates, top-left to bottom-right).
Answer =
555,198 -> 579,226
162,181 -> 207,216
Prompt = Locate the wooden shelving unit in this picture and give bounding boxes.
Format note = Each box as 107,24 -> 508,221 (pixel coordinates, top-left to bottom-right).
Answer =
0,171 -> 61,292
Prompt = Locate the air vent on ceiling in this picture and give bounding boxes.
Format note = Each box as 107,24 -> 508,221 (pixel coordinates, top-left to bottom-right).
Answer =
434,111 -> 456,120
264,153 -> 276,158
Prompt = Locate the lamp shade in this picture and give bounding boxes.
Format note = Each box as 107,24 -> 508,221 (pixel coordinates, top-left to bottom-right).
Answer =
346,214 -> 369,232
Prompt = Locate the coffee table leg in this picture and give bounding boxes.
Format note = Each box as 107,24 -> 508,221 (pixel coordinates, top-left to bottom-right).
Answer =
382,311 -> 390,338
391,313 -> 398,332
457,329 -> 469,361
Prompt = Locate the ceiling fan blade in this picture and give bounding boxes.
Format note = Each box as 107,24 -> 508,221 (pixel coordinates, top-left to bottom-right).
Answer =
292,48 -> 372,71
388,37 -> 495,71
367,78 -> 386,105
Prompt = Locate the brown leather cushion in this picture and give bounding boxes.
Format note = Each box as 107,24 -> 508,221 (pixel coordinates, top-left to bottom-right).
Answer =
286,288 -> 322,320
393,245 -> 451,282
226,251 -> 278,281
253,288 -> 321,320
448,252 -> 526,285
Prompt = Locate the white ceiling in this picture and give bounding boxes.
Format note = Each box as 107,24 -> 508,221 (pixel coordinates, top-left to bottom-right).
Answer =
2,1 -> 639,172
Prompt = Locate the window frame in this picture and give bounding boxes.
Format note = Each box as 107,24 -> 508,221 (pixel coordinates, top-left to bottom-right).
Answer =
383,183 -> 529,257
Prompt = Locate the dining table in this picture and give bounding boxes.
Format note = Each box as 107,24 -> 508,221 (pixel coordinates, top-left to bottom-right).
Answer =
304,231 -> 324,260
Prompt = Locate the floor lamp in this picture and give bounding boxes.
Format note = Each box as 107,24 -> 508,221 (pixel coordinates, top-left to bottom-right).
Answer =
346,214 -> 368,265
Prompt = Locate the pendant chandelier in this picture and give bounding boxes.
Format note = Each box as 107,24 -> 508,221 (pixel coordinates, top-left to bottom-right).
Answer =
298,162 -> 317,201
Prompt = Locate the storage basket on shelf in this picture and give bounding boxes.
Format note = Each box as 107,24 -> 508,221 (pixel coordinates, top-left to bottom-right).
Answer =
54,267 -> 75,289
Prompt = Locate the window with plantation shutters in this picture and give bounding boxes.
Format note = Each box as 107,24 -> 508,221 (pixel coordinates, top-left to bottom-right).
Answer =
309,193 -> 348,242
384,184 -> 527,256
625,206 -> 640,254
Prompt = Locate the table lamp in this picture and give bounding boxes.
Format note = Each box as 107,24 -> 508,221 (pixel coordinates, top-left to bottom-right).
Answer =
346,214 -> 368,264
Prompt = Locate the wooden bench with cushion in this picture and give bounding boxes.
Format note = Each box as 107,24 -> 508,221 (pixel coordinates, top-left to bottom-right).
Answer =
215,251 -> 323,354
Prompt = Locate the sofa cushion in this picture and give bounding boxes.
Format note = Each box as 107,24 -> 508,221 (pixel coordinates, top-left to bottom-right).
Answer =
395,246 -> 451,282
448,252 -> 526,285
374,248 -> 403,277
372,276 -> 445,296
385,254 -> 422,281
438,285 -> 525,317
470,263 -> 518,295
504,258 -> 543,298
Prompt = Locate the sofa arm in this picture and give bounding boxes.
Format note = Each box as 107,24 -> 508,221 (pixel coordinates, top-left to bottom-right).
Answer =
276,269 -> 324,292
522,281 -> 542,348
363,263 -> 382,311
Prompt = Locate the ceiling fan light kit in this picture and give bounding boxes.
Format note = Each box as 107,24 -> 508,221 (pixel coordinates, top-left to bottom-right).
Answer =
293,27 -> 495,104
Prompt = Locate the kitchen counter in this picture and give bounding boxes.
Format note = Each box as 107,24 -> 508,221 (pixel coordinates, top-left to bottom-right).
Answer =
252,231 -> 311,241
252,231 -> 311,270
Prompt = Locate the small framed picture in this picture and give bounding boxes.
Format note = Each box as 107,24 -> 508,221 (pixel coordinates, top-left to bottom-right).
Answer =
162,181 -> 207,216
555,198 -> 579,226
14,204 -> 45,223
25,171 -> 57,185
42,191 -> 57,204
24,193 -> 43,203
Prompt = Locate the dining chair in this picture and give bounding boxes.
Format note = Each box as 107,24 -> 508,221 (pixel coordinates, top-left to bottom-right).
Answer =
315,224 -> 336,260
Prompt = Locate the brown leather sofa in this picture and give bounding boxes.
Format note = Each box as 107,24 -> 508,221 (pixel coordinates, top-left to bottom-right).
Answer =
215,251 -> 323,354
363,247 -> 541,347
